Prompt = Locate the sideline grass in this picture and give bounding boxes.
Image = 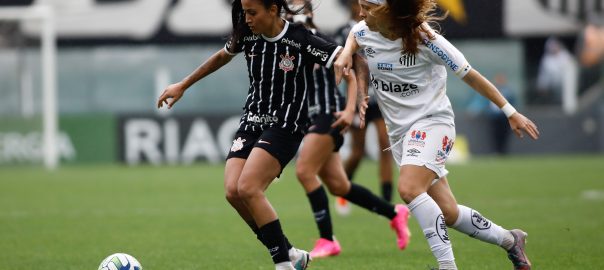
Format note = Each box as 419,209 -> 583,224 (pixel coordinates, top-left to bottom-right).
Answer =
1,155 -> 603,269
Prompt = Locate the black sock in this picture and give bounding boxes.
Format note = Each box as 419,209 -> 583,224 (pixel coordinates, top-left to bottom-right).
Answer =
381,182 -> 393,202
343,183 -> 397,219
307,186 -> 334,241
259,220 -> 290,264
248,222 -> 292,250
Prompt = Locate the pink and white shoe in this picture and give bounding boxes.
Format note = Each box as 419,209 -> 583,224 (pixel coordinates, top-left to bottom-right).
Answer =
309,237 -> 341,258
390,204 -> 411,250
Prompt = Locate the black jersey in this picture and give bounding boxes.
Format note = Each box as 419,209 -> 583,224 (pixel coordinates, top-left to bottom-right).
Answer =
307,30 -> 345,118
225,20 -> 341,134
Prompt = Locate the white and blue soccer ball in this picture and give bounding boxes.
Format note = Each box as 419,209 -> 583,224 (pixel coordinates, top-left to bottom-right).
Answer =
98,253 -> 142,270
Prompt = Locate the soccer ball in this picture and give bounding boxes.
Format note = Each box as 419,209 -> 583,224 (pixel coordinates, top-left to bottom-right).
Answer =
98,253 -> 142,270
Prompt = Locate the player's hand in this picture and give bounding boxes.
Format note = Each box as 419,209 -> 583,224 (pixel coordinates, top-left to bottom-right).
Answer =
508,113 -> 540,139
334,52 -> 353,85
332,109 -> 355,134
157,82 -> 186,109
357,95 -> 369,129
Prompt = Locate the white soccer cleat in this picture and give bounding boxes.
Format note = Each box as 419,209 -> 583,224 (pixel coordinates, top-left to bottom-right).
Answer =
334,197 -> 351,216
289,247 -> 312,270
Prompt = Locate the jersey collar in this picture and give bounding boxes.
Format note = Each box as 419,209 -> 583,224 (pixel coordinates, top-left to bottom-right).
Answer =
262,20 -> 289,42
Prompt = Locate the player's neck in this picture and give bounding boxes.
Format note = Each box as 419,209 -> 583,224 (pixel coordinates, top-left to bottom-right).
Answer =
264,18 -> 286,39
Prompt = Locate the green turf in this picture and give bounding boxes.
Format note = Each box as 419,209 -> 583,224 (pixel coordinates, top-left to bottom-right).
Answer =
1,155 -> 604,269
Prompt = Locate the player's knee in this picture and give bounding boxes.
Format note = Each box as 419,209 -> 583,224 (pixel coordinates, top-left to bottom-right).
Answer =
225,187 -> 241,204
397,180 -> 422,203
236,181 -> 262,202
295,165 -> 314,183
325,180 -> 349,196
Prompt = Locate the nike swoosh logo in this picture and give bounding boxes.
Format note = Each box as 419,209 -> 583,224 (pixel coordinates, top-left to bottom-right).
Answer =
258,139 -> 271,144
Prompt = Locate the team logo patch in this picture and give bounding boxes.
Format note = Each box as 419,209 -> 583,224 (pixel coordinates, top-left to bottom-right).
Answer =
436,214 -> 450,243
471,210 -> 492,230
435,135 -> 454,164
230,137 -> 246,152
408,130 -> 427,147
399,53 -> 416,67
279,53 -> 295,72
442,136 -> 454,154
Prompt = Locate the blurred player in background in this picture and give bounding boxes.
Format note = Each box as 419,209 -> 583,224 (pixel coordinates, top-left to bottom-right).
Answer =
334,0 -> 395,216
157,0 -> 346,268
286,0 -> 410,259
335,0 -> 540,269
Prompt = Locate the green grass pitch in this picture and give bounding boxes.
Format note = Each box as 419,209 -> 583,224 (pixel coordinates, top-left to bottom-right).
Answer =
1,155 -> 604,269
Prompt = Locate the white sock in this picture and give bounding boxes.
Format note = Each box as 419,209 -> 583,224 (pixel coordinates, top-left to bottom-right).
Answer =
408,193 -> 455,265
288,247 -> 300,262
274,261 -> 294,270
451,205 -> 514,249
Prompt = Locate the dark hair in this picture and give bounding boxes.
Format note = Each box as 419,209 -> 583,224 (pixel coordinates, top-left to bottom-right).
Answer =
373,0 -> 444,55
286,0 -> 317,30
229,0 -> 297,50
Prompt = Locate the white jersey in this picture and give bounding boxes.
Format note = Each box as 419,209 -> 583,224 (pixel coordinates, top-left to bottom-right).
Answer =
351,21 -> 472,140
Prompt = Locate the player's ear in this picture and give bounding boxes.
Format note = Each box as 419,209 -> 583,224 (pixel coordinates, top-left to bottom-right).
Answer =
269,3 -> 279,17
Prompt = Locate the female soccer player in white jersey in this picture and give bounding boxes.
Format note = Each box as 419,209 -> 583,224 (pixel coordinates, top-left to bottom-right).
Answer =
334,0 -> 540,269
285,0 -> 411,259
157,0 -> 348,269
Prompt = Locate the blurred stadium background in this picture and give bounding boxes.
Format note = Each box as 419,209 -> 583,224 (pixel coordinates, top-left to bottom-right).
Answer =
1,0 -> 603,269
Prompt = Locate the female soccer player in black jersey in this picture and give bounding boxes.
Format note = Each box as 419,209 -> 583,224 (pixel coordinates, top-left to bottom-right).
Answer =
157,0 -> 346,269
285,0 -> 410,259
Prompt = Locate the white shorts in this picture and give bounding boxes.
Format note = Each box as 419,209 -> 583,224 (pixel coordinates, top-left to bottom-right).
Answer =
389,118 -> 456,179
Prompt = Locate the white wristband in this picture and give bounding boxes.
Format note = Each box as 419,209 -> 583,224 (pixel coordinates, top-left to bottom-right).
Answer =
501,103 -> 517,118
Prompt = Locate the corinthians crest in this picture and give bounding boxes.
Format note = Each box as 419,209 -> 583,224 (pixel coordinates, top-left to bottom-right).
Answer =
279,53 -> 295,72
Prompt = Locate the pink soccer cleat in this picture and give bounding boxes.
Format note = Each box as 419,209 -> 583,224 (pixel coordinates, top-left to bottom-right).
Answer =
309,237 -> 341,258
390,204 -> 411,250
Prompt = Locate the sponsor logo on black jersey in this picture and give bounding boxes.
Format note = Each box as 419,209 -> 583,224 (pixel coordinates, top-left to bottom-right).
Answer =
399,53 -> 417,67
246,113 -> 279,124
306,45 -> 329,62
281,38 -> 301,49
243,35 -> 260,42
377,63 -> 393,71
371,74 -> 420,98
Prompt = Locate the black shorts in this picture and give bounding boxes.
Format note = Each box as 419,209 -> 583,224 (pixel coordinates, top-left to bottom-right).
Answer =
226,127 -> 303,171
308,114 -> 344,152
365,102 -> 383,123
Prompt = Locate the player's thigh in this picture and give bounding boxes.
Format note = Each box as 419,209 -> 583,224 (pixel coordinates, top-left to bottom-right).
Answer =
296,133 -> 335,177
225,158 -> 246,197
238,147 -> 282,195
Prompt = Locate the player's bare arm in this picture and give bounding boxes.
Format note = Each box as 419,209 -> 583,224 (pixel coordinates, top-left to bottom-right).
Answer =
157,49 -> 235,109
332,69 -> 357,133
462,69 -> 540,140
352,53 -> 370,129
334,30 -> 360,85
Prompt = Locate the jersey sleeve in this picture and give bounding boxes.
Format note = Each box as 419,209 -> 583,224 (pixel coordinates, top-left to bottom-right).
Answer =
304,31 -> 342,68
350,21 -> 369,54
423,32 -> 472,78
224,36 -> 244,56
